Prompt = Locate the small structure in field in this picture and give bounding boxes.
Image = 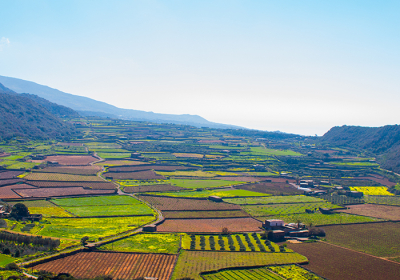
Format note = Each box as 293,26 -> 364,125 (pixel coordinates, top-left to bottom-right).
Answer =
263,219 -> 285,230
143,225 -> 157,232
47,161 -> 59,165
253,164 -> 266,171
319,207 -> 333,214
32,154 -> 46,160
346,191 -> 363,198
268,230 -> 285,242
289,230 -> 310,238
22,214 -> 43,222
209,196 -> 223,202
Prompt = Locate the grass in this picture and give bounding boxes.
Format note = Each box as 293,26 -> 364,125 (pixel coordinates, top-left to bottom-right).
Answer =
260,212 -> 381,226
0,254 -> 16,267
147,189 -> 268,198
100,233 -> 182,254
350,186 -> 394,196
170,179 -> 246,189
10,200 -> 54,207
39,216 -> 155,240
96,152 -> 131,159
52,195 -> 141,207
172,250 -> 308,280
247,147 -> 303,156
224,195 -> 327,205
243,202 -> 341,217
156,170 -> 216,178
63,204 -> 154,217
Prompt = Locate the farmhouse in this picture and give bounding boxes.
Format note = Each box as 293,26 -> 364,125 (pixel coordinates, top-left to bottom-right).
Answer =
22,214 -> 43,222
263,219 -> 285,230
346,191 -> 363,198
142,225 -> 157,232
208,196 -> 223,202
268,230 -> 285,242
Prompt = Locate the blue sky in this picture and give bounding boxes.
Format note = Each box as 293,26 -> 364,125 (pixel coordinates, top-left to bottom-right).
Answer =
1,1 -> 399,135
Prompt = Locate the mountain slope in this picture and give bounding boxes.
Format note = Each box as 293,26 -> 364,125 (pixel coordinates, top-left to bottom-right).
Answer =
320,125 -> 400,173
0,83 -> 78,140
0,75 -> 241,129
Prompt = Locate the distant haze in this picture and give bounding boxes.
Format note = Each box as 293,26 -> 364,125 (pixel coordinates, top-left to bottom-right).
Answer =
0,1 -> 399,135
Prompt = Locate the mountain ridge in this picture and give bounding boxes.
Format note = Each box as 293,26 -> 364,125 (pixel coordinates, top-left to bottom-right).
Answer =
0,75 -> 242,129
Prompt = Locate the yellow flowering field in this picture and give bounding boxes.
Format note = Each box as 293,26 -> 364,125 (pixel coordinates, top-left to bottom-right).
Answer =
350,186 -> 394,196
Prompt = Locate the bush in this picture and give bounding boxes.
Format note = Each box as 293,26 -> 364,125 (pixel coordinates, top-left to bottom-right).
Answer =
309,227 -> 326,237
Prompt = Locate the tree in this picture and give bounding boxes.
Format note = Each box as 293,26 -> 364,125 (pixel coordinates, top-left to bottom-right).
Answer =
80,236 -> 89,246
221,227 -> 230,235
10,203 -> 29,220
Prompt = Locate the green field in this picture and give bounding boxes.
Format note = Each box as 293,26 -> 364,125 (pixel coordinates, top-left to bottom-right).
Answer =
170,179 -> 246,189
39,216 -> 155,240
247,147 -> 303,156
224,195 -> 327,205
52,195 -> 141,207
97,152 -> 131,159
261,212 -> 381,226
0,254 -> 16,266
29,207 -> 73,218
100,233 -> 181,254
243,202 -> 341,217
364,195 -> 400,206
147,189 -> 268,198
63,204 -> 154,217
268,265 -> 323,280
157,170 -> 215,178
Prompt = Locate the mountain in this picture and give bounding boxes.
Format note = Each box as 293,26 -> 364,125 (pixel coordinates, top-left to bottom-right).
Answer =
0,75 -> 242,129
320,125 -> 400,173
0,83 -> 78,141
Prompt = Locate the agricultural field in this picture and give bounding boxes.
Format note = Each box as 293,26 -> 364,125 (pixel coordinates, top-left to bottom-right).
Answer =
336,204 -> 400,220
156,170 -> 216,178
96,152 -> 131,159
31,155 -> 98,165
243,202 -> 341,217
170,179 -> 246,189
104,170 -> 165,180
14,187 -> 115,198
364,195 -> 400,206
182,233 -> 285,252
24,172 -> 104,182
322,222 -> 400,259
0,254 -> 16,267
157,217 -> 262,233
0,183 -> 36,199
37,166 -> 101,175
26,181 -> 116,189
259,212 -> 381,226
147,189 -> 268,198
172,250 -> 307,280
141,196 -> 242,211
52,195 -> 143,207
32,251 -> 177,280
29,206 -> 73,217
287,242 -> 400,280
350,186 -> 394,196
62,204 -> 154,217
0,170 -> 24,179
96,160 -> 149,166
123,184 -> 188,193
268,265 -> 323,280
237,182 -> 303,196
108,165 -> 191,172
225,195 -> 327,205
39,216 -> 155,240
247,147 -> 303,156
163,210 -> 249,219
100,233 -> 181,254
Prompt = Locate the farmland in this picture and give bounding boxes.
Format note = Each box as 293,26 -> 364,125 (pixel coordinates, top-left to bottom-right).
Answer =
336,204 -> 400,220
202,265 -> 322,280
123,184 -> 188,193
26,181 -> 116,189
14,187 -> 115,198
237,182 -> 303,196
31,155 -> 98,165
108,165 -> 191,172
287,242 -> 400,280
172,250 -> 308,280
157,217 -> 262,233
32,252 -> 177,280
350,186 -> 394,196
147,189 -> 268,198
103,170 -> 165,180
24,172 -> 104,182
225,195 -> 327,205
62,204 -> 154,216
37,166 -> 101,175
365,195 -> 400,206
322,222 -> 400,259
100,233 -> 181,254
162,210 -> 249,219
52,195 -> 142,206
169,179 -> 246,189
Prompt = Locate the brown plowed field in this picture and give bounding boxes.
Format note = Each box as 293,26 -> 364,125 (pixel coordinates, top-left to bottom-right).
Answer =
32,252 -> 177,280
287,242 -> 400,280
57,142 -> 83,146
141,196 -> 241,211
25,173 -> 104,182
26,181 -> 116,190
30,155 -> 98,166
124,184 -> 188,193
336,204 -> 400,220
358,176 -> 396,187
0,179 -> 24,187
157,217 -> 261,233
0,171 -> 24,180
38,166 -> 101,175
108,165 -> 192,172
162,210 -> 249,219
103,170 -> 165,180
15,187 -> 114,198
237,182 -> 302,195
0,184 -> 36,199
97,160 -> 149,166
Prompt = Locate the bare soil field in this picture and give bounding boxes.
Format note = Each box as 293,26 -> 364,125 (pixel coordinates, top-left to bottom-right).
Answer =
38,166 -> 101,175
322,222 -> 400,259
96,160 -> 149,166
30,155 -> 98,166
0,183 -> 36,199
287,242 -> 400,280
141,196 -> 241,211
162,210 -> 249,219
124,184 -> 188,193
15,187 -> 114,198
31,251 -> 177,280
57,142 -> 83,146
108,165 -> 192,172
358,176 -> 396,187
0,179 -> 24,187
103,170 -> 165,180
237,182 -> 303,196
217,176 -> 261,182
24,173 -> 104,182
336,204 -> 400,220
0,171 -> 24,180
26,181 -> 116,190
157,217 -> 261,233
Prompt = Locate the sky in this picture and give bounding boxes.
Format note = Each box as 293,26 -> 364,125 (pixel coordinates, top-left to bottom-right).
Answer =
0,1 -> 399,136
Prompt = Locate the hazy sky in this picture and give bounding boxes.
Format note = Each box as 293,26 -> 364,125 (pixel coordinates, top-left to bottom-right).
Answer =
1,1 -> 399,135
